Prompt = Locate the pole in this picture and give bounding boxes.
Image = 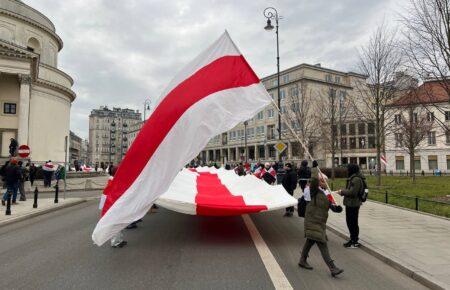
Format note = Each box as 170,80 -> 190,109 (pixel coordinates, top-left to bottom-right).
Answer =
339,94 -> 343,165
54,182 -> 59,203
64,135 -> 68,198
276,17 -> 281,164
33,186 -> 38,208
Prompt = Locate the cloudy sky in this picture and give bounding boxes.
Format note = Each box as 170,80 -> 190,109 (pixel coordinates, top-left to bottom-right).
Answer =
26,0 -> 407,139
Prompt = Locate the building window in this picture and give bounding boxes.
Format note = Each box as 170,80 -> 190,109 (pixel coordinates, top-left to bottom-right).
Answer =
394,114 -> 402,124
414,157 -> 421,171
267,125 -> 275,140
349,137 -> 356,149
358,123 -> 366,135
272,79 -> 278,87
359,137 -> 366,149
368,136 -> 376,148
445,111 -> 450,121
428,155 -> 438,170
3,103 -> 16,114
396,156 -> 405,171
368,123 -> 375,134
279,89 -> 286,100
256,126 -> 265,135
257,111 -> 264,120
291,102 -> 299,112
335,76 -> 341,84
289,86 -> 298,97
267,109 -> 275,118
349,124 -> 356,135
427,112 -> 435,122
281,122 -> 288,131
447,130 -> 450,144
291,120 -> 300,130
325,74 -> 332,82
447,155 -> 450,170
427,131 -> 436,145
281,106 -> 287,114
340,124 -> 347,136
341,138 -> 347,149
283,74 -> 289,83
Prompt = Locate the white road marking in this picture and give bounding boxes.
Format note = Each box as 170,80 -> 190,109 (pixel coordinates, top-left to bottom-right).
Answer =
242,214 -> 293,290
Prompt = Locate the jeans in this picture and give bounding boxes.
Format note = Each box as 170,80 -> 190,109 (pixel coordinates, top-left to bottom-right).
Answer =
346,206 -> 360,242
3,183 -> 19,202
301,238 -> 333,265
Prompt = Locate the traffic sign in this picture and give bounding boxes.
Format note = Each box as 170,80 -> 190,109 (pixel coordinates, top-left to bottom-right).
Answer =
274,142 -> 287,154
18,144 -> 31,158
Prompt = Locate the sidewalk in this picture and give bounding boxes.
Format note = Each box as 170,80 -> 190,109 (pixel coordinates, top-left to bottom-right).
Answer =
0,198 -> 86,227
328,194 -> 450,290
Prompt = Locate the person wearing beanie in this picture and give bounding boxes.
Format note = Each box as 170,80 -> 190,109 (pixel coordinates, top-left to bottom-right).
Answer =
299,177 -> 344,277
338,163 -> 365,248
282,163 -> 297,217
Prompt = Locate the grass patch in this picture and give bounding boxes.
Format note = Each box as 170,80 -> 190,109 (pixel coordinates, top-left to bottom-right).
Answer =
329,176 -> 450,218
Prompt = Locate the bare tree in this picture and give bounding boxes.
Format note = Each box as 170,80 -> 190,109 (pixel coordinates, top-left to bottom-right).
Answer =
389,88 -> 433,182
351,23 -> 405,186
281,82 -> 318,159
401,0 -> 450,131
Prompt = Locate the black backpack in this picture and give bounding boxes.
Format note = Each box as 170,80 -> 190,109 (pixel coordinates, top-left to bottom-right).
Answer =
351,176 -> 369,202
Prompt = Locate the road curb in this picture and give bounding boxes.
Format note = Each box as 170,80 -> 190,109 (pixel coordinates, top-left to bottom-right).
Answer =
0,199 -> 87,228
326,224 -> 447,290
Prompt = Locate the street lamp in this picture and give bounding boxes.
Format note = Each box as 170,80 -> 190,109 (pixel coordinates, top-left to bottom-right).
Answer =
143,98 -> 151,121
263,7 -> 282,163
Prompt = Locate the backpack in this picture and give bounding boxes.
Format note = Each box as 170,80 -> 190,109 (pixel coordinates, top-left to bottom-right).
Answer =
351,176 -> 369,202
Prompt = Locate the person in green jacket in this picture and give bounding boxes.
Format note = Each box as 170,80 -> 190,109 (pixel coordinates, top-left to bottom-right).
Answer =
299,177 -> 344,277
338,163 -> 365,248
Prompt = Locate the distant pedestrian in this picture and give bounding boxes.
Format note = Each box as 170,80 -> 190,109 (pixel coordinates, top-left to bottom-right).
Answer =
9,138 -> 18,157
297,160 -> 311,192
17,161 -> 27,201
299,177 -> 344,277
282,163 -> 297,217
338,164 -> 365,248
43,161 -> 54,187
234,163 -> 245,176
29,163 -> 37,186
2,158 -> 21,205
55,164 -> 66,188
108,163 -> 115,176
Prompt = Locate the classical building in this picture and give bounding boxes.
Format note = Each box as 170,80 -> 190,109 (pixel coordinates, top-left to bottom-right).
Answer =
69,130 -> 81,164
80,139 -> 88,165
385,80 -> 450,173
199,63 -> 375,168
89,106 -> 141,167
0,0 -> 75,162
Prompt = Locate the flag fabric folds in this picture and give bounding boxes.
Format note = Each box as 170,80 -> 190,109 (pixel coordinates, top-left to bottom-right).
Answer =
92,31 -> 273,246
156,167 -> 298,216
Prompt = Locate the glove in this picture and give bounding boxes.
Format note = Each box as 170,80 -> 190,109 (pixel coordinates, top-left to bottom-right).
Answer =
330,204 -> 343,213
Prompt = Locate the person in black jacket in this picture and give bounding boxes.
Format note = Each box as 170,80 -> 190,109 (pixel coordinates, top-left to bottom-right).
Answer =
297,160 -> 311,192
282,163 -> 297,217
2,158 -> 21,205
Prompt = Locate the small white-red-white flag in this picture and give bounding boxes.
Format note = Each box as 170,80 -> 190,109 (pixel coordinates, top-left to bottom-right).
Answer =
92,31 -> 272,246
381,155 -> 387,166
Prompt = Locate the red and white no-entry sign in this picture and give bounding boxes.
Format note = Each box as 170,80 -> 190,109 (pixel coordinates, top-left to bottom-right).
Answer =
18,145 -> 31,158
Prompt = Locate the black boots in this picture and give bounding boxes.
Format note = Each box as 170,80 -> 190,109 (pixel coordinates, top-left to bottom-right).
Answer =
327,260 -> 344,277
298,256 -> 313,270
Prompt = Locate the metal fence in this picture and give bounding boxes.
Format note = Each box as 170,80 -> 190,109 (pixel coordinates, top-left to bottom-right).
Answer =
369,191 -> 450,218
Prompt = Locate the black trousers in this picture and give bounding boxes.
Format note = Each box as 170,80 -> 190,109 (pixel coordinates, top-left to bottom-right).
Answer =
345,206 -> 360,242
299,181 -> 307,192
301,238 -> 332,265
286,190 -> 294,213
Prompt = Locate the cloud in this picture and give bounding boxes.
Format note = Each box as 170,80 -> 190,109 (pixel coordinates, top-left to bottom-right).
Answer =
24,0 -> 407,139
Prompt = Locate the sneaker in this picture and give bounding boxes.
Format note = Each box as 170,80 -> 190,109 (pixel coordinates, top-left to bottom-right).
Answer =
352,242 -> 361,248
343,240 -> 353,248
344,241 -> 360,248
112,241 -> 127,248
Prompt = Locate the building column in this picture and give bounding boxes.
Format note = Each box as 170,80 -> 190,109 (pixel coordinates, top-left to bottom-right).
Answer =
206,150 -> 210,162
264,144 -> 269,161
254,144 -> 259,160
17,74 -> 31,145
227,148 -> 231,163
236,146 -> 240,161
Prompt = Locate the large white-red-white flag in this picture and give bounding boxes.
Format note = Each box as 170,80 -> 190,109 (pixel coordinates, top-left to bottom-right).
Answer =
92,31 -> 273,246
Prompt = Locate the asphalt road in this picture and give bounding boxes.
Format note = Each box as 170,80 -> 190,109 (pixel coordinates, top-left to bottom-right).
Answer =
0,201 -> 427,290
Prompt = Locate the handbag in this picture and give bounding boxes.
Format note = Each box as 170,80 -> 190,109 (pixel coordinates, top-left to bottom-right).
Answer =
297,196 -> 307,217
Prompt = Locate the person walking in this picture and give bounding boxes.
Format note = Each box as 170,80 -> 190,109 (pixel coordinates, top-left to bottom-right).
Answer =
2,158 -> 21,205
282,163 -> 297,217
17,161 -> 28,201
297,160 -> 311,192
55,164 -> 66,188
29,163 -> 37,186
338,164 -> 365,248
9,138 -> 18,157
298,177 -> 344,277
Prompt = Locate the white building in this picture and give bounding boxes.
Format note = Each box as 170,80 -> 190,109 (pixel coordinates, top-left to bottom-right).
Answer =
0,0 -> 75,162
385,80 -> 450,173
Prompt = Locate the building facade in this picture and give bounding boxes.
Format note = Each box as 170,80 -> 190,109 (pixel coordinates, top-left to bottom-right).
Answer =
385,80 -> 450,173
89,106 -> 141,167
0,0 -> 75,162
69,130 -> 81,164
199,63 -> 375,168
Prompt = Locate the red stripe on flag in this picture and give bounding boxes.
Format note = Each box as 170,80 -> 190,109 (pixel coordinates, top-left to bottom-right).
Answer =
195,172 -> 267,216
102,55 -> 260,215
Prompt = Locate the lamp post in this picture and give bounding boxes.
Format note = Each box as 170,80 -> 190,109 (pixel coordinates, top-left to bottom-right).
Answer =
143,99 -> 151,121
263,7 -> 282,163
